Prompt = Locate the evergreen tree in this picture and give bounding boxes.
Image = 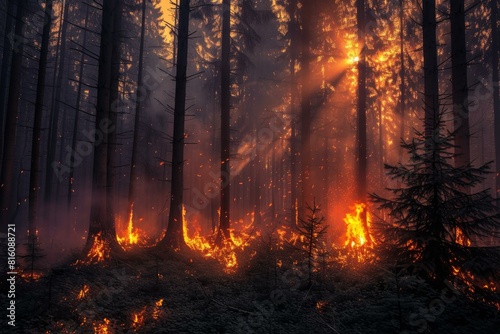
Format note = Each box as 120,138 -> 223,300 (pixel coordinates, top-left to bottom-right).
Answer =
292,200 -> 327,287
371,120 -> 500,287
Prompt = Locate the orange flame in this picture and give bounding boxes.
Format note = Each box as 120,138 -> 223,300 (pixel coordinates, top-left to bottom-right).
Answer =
344,203 -> 370,248
181,205 -> 256,273
78,284 -> 90,299
93,318 -> 110,334
75,232 -> 110,265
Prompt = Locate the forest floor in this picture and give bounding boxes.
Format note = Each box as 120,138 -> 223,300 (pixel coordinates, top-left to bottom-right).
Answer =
4,244 -> 500,334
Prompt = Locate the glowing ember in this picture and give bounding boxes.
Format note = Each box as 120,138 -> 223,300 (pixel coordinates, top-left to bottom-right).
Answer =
19,271 -> 43,281
344,203 -> 370,248
132,307 -> 146,329
93,318 -> 110,334
78,284 -> 90,299
152,299 -> 164,320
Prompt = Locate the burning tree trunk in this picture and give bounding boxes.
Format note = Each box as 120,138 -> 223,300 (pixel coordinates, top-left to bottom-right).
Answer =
423,0 -> 439,139
0,0 -> 15,159
158,0 -> 190,249
356,0 -> 369,242
0,0 -> 26,227
86,0 -> 120,253
219,0 -> 231,240
492,0 -> 500,199
450,0 -> 470,168
128,0 -> 147,226
28,0 -> 53,242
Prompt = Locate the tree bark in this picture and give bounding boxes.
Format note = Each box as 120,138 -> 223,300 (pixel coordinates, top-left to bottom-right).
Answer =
28,0 -> 53,240
158,0 -> 190,249
0,0 -> 15,161
300,0 -> 313,215
107,0 -> 123,230
423,0 -> 439,139
127,0 -> 147,225
67,4 -> 90,221
45,0 -> 70,205
0,0 -> 25,227
356,0 -> 370,242
86,0 -> 119,250
219,0 -> 231,240
450,0 -> 470,168
399,0 -> 406,162
491,0 -> 500,199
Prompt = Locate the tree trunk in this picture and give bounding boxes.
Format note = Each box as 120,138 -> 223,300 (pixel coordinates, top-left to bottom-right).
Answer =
423,0 -> 439,139
0,0 -> 15,161
355,0 -> 370,244
300,0 -> 313,215
0,0 -> 25,227
29,0 -> 53,239
158,0 -> 190,249
288,0 -> 298,225
45,0 -> 70,205
107,0 -> 123,230
219,0 -> 231,240
491,0 -> 500,199
86,0 -> 119,251
127,0 -> 147,225
67,4 -> 90,222
450,0 -> 470,168
399,0 -> 405,162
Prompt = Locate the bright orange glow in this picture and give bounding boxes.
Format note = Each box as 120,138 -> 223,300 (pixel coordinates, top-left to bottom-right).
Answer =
93,318 -> 110,334
77,284 -> 90,300
344,203 -> 369,248
182,205 -> 256,273
132,307 -> 146,329
75,232 -> 110,265
153,299 -> 164,320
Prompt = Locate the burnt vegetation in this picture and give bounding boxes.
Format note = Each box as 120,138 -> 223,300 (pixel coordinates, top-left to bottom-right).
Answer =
0,0 -> 499,333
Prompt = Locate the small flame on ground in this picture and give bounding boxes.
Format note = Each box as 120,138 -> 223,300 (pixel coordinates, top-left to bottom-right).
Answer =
93,318 -> 110,334
153,299 -> 164,320
181,205 -> 256,273
78,284 -> 90,299
74,232 -> 110,265
132,307 -> 146,329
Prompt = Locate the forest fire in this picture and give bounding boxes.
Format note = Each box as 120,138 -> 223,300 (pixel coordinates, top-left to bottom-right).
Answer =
93,318 -> 110,334
5,0 -> 500,332
132,307 -> 146,329
182,205 -> 255,272
74,232 -> 110,265
117,204 -> 146,249
342,203 -> 373,262
77,284 -> 90,300
344,203 -> 370,248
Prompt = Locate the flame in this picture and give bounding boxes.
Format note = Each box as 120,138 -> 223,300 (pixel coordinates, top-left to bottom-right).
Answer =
181,205 -> 256,273
117,204 -> 149,249
75,232 -> 110,265
455,228 -> 471,247
344,203 -> 370,248
78,284 -> 90,299
132,307 -> 146,329
93,318 -> 110,334
153,299 -> 164,320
